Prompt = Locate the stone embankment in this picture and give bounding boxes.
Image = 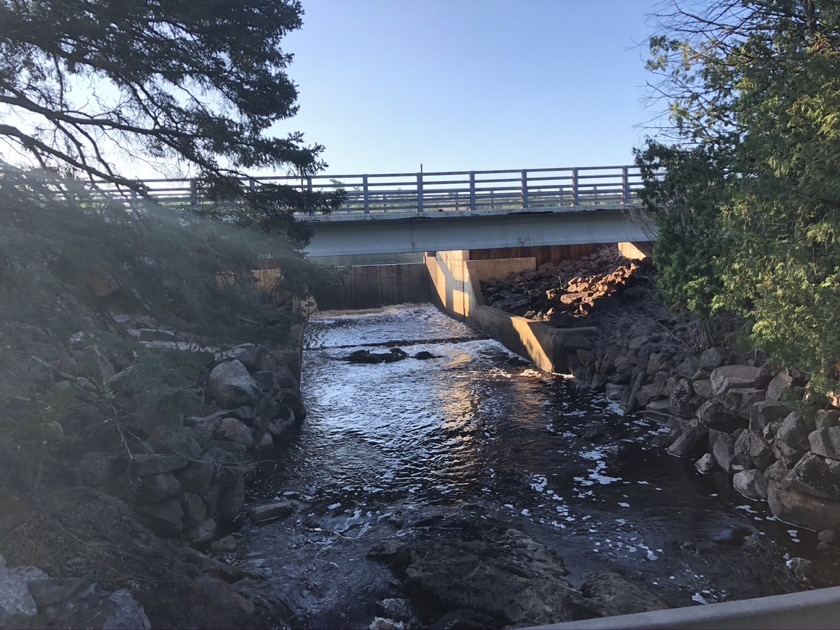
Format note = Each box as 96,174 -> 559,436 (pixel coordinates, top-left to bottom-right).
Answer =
80,317 -> 306,546
484,245 -> 840,540
1,314 -> 306,628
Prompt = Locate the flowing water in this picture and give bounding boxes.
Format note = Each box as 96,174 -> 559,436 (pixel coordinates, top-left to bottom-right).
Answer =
236,304 -> 840,628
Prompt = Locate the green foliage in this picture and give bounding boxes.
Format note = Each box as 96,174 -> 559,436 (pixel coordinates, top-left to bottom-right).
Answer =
639,0 -> 840,394
634,141 -> 729,318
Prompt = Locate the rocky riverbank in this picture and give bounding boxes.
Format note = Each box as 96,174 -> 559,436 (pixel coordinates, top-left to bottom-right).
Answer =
481,245 -> 840,543
0,313 -> 307,628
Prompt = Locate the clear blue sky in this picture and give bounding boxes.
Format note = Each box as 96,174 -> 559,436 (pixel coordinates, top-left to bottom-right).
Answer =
276,0 -> 666,176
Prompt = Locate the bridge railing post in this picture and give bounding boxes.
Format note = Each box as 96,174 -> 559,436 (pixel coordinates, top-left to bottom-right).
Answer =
306,176 -> 314,216
417,172 -> 424,214
521,169 -> 529,209
622,166 -> 630,207
469,171 -> 476,212
363,175 -> 370,214
572,168 -> 580,207
189,179 -> 198,211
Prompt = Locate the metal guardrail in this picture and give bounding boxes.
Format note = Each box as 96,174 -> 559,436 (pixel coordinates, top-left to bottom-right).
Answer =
91,165 -> 644,218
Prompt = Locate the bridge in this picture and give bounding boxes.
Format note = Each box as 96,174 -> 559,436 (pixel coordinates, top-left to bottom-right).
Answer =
110,164 -> 653,257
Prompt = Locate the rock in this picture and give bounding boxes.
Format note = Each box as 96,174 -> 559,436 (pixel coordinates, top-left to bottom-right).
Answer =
784,452 -> 840,501
668,378 -> 697,418
129,454 -> 188,477
776,412 -> 814,452
699,347 -> 726,370
580,571 -> 668,617
135,473 -> 181,504
207,360 -> 261,408
181,492 -> 208,526
26,576 -> 86,607
766,372 -> 795,402
772,439 -> 808,469
816,410 -> 840,430
605,383 -> 627,402
710,430 -> 735,473
414,351 -> 437,360
732,430 -> 754,469
749,401 -> 794,432
251,501 -> 294,524
696,399 -> 743,432
218,477 -> 245,521
103,588 -> 152,630
380,598 -> 414,623
764,460 -> 791,483
710,365 -> 763,396
809,427 -> 840,459
734,468 -> 768,500
644,399 -> 673,423
676,356 -> 701,380
725,388 -> 766,417
80,452 -> 113,487
176,461 -> 215,497
0,565 -> 38,625
220,405 -> 257,426
258,432 -> 273,449
749,434 -> 775,471
768,479 -> 840,531
210,534 -> 241,553
667,422 -> 708,458
379,527 -> 596,627
695,453 -> 716,474
136,498 -> 184,536
214,417 -> 254,449
186,518 -> 218,545
692,379 -> 714,400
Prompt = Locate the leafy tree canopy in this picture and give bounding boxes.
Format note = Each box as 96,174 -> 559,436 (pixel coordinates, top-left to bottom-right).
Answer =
638,0 -> 840,393
0,0 -> 342,240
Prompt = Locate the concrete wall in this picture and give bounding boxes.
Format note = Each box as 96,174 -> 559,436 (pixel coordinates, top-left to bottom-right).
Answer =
312,263 -> 432,311
425,250 -> 595,374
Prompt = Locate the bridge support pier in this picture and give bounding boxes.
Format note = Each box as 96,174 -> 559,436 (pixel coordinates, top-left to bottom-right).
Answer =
425,249 -> 597,374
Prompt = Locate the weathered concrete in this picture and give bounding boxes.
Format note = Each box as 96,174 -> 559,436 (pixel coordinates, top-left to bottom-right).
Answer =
527,585 -> 840,629
312,263 -> 431,310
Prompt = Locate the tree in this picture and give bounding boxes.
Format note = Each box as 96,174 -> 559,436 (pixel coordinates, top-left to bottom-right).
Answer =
0,0 -> 342,241
639,0 -> 840,392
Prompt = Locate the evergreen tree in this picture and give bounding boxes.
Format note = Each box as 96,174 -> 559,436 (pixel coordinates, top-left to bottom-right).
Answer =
0,0 -> 342,240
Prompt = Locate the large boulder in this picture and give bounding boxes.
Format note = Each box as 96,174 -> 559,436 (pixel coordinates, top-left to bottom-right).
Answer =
784,452 -> 840,501
749,401 -> 793,433
733,469 -> 768,501
668,378 -> 698,418
710,365 -> 763,397
809,426 -> 840,459
579,571 -> 668,617
373,526 -> 596,627
207,360 -> 261,408
775,412 -> 814,453
768,479 -> 840,531
696,400 -> 743,432
710,429 -> 735,473
667,422 -> 708,458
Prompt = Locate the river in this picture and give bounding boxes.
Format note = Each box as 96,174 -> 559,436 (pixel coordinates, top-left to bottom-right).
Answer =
235,304 -> 839,628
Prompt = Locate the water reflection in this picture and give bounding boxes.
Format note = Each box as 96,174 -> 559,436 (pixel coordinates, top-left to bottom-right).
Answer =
241,304 -> 840,626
